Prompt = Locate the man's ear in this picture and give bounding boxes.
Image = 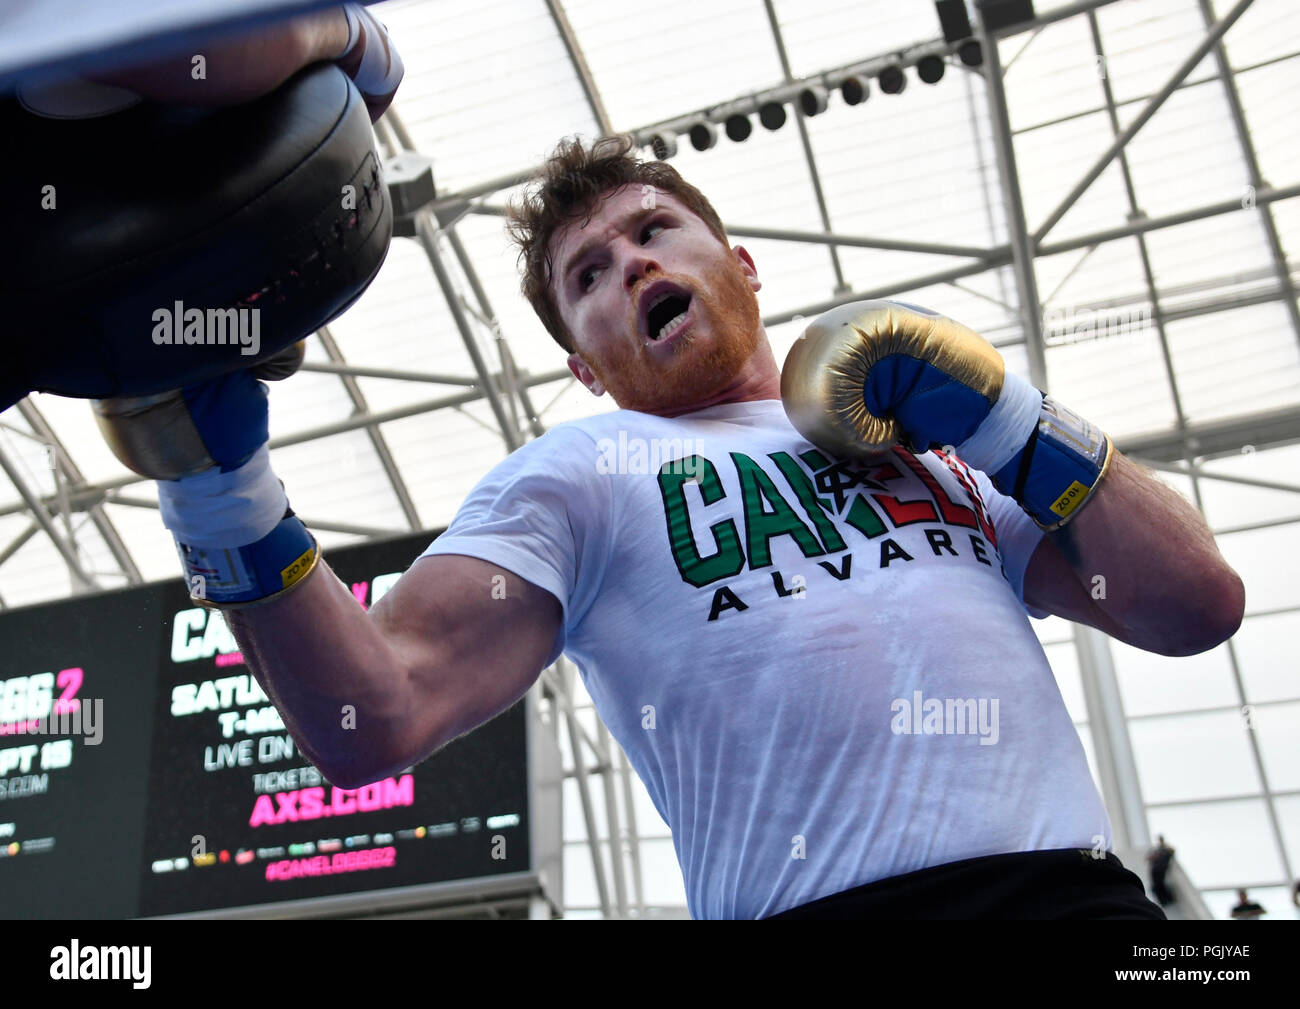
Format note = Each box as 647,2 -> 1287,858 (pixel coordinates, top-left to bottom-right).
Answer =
567,352 -> 606,397
733,245 -> 761,292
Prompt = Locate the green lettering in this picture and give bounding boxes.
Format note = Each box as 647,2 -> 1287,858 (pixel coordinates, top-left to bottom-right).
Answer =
658,456 -> 745,588
731,452 -> 825,568
769,451 -> 846,553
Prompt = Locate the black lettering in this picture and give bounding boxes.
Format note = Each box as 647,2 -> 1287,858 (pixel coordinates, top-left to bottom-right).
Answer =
969,535 -> 991,565
707,586 -> 749,621
879,539 -> 914,567
816,554 -> 853,580
925,528 -> 957,556
771,571 -> 795,597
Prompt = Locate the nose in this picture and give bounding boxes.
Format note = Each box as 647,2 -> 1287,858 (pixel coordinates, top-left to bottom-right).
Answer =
623,244 -> 661,293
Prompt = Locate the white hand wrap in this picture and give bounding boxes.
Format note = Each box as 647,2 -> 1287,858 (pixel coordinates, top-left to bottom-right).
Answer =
954,369 -> 1043,475
157,444 -> 288,548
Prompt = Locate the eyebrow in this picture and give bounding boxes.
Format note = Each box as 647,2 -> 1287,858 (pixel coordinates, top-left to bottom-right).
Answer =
560,206 -> 658,289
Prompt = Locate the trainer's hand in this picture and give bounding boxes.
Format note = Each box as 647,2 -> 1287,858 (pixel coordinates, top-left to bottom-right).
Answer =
334,3 -> 405,122
780,300 -> 1015,461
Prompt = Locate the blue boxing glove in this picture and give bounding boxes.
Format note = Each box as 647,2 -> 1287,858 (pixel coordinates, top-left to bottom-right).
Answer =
92,345 -> 319,606
781,300 -> 1114,529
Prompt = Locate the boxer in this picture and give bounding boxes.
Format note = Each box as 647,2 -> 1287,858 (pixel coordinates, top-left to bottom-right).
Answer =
96,134 -> 1244,919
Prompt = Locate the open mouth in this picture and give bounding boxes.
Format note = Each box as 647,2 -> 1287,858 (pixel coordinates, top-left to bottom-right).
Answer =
644,290 -> 693,343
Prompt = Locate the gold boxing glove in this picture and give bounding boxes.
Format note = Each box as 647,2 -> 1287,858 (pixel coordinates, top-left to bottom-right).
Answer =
781,300 -> 1113,529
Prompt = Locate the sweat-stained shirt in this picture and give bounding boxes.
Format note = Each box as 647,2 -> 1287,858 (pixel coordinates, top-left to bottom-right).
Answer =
417,398 -> 1113,919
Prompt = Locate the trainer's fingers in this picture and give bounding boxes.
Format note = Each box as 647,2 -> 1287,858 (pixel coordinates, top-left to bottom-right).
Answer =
249,340 -> 307,382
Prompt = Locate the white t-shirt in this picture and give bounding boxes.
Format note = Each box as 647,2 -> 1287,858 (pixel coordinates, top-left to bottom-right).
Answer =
419,399 -> 1112,919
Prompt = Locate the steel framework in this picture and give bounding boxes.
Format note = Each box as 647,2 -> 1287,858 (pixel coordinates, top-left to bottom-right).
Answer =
2,0 -> 1295,918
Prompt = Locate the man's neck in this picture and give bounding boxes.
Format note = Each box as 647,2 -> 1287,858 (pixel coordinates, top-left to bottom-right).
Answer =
646,343 -> 783,418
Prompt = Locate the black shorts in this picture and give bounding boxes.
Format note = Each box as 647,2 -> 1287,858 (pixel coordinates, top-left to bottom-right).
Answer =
764,848 -> 1167,919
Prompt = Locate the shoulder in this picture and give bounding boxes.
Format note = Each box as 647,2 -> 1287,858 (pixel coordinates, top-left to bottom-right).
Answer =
469,414 -> 645,491
481,417 -> 617,466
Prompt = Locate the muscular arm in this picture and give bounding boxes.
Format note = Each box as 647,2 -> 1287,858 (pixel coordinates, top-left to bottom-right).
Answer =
1023,450 -> 1245,656
83,9 -> 349,105
224,551 -> 562,789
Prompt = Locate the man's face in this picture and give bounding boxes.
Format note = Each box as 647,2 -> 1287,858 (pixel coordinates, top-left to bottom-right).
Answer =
549,185 -> 764,415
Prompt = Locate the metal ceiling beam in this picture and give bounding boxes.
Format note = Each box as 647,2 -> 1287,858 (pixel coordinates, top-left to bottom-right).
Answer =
759,183 -> 1300,328
544,0 -> 614,136
101,492 -> 406,537
477,183 -> 1300,264
430,37 -> 970,216
627,36 -> 964,153
16,399 -> 142,584
550,657 -> 614,917
1088,11 -> 1190,439
413,212 -> 523,453
0,368 -> 578,520
980,0 -> 1148,861
471,203 -> 1009,260
0,440 -> 95,592
475,179 -> 1296,264
0,520 -> 40,569
1180,440 -> 1294,890
1117,402 -> 1300,462
441,226 -> 521,433
594,717 -> 630,916
960,42 -> 1016,314
430,167 -> 540,211
762,256 -> 1013,327
1015,49 -> 1300,138
314,325 -> 423,531
376,107 -> 527,454
297,362 -> 481,385
723,223 -> 1003,260
1074,619 -> 1151,852
977,5 -> 1048,387
443,225 -> 548,439
1196,0 -> 1300,356
1213,512 -> 1300,536
962,282 -> 1299,368
615,738 -> 647,918
1128,460 -> 1300,497
1033,0 -> 1255,245
1038,183 -> 1300,256
761,0 -> 848,295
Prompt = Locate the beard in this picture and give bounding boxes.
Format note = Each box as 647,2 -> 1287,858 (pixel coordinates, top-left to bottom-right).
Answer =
581,251 -> 762,415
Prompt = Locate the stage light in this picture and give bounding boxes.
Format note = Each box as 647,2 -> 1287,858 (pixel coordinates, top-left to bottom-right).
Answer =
648,131 -> 677,160
840,74 -> 869,106
917,55 -> 945,83
798,84 -> 829,116
689,121 -> 717,151
878,65 -> 907,94
725,113 -> 752,142
958,39 -> 983,66
759,101 -> 787,130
